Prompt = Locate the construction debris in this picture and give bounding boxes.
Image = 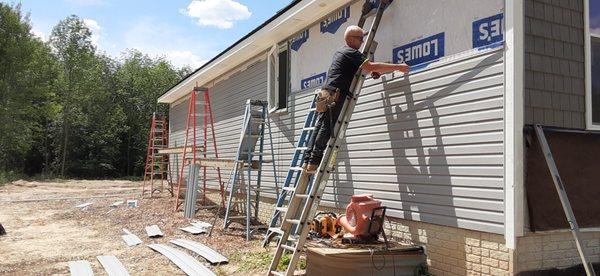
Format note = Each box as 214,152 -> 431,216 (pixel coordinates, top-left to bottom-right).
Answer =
145,225 -> 164,238
126,200 -> 138,207
170,239 -> 228,265
183,164 -> 200,219
179,226 -> 206,235
121,229 -> 142,246
147,244 -> 216,276
0,223 -> 5,236
97,255 -> 130,276
74,202 -> 93,209
191,221 -> 212,229
110,201 -> 124,207
68,260 -> 94,276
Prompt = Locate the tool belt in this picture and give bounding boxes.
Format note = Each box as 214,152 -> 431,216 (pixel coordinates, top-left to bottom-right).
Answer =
315,88 -> 340,113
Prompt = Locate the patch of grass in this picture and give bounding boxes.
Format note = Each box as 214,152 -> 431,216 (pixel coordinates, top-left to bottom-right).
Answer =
277,253 -> 307,271
228,249 -> 273,273
0,170 -> 24,185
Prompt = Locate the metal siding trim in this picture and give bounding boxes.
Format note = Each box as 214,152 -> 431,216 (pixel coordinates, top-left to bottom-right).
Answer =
97,255 -> 130,276
147,244 -> 215,276
68,260 -> 94,276
170,239 -> 228,265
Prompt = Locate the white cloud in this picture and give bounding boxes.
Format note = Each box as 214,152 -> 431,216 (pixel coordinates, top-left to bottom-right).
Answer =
166,50 -> 209,68
30,27 -> 47,41
83,18 -> 102,46
121,18 -> 213,68
592,28 -> 600,37
182,0 -> 251,29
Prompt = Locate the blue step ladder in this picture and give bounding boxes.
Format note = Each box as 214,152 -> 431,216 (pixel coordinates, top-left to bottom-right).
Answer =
261,95 -> 318,246
223,99 -> 279,241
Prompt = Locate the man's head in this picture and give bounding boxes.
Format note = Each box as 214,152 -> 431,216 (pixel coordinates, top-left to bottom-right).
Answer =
344,25 -> 365,49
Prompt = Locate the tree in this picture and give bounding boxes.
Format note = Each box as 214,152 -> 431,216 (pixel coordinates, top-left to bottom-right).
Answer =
0,3 -> 58,174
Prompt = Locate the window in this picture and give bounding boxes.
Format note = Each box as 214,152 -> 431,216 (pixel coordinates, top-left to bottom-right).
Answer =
267,42 -> 290,113
587,0 -> 600,127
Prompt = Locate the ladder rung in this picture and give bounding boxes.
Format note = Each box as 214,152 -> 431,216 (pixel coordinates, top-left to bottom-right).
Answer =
296,147 -> 307,151
308,108 -> 316,112
228,216 -> 246,220
294,193 -> 308,199
303,126 -> 315,131
275,207 -> 287,213
269,227 -> 284,235
286,219 -> 301,225
281,244 -> 297,252
290,166 -> 303,171
282,187 -> 295,192
270,271 -> 285,276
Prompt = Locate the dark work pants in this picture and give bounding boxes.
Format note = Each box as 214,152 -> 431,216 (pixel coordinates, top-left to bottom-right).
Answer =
304,96 -> 346,166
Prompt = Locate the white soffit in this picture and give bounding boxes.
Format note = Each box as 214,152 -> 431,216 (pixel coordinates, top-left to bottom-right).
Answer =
158,0 -> 350,104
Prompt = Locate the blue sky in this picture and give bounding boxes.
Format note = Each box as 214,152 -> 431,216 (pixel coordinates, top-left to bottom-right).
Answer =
11,0 -> 291,68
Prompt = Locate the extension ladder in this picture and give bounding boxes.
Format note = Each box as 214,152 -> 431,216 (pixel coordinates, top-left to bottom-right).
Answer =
265,1 -> 390,275
174,86 -> 226,212
142,112 -> 172,197
223,99 -> 279,240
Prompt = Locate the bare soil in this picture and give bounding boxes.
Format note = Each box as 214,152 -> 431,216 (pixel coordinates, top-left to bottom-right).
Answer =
0,180 -> 274,275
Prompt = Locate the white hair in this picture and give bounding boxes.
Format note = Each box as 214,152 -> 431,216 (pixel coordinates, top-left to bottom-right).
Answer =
344,25 -> 365,38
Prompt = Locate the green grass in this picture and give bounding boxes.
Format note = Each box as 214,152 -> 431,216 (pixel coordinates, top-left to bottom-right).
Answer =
0,170 -> 24,185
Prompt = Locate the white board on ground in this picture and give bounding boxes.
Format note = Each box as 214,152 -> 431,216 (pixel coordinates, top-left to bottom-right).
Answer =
170,239 -> 228,265
68,260 -> 94,276
97,255 -> 130,276
121,229 -> 142,246
145,225 -> 164,237
148,244 -> 216,276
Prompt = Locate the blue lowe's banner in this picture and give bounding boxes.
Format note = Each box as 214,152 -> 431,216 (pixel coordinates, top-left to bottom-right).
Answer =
320,6 -> 351,34
472,13 -> 504,48
290,29 -> 309,51
301,72 -> 327,89
392,32 -> 445,65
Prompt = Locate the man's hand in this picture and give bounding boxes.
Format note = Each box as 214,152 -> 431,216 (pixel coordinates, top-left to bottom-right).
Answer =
362,61 -> 410,75
397,63 -> 410,74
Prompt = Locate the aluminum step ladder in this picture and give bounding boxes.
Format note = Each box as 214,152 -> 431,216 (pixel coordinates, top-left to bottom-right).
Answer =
223,99 -> 279,241
265,1 -> 390,275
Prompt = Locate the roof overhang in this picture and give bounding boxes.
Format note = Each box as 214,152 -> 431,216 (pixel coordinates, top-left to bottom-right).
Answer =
158,0 -> 352,104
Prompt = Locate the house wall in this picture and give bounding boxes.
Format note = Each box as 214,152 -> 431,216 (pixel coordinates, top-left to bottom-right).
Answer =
523,0 -> 586,128
169,0 -> 507,235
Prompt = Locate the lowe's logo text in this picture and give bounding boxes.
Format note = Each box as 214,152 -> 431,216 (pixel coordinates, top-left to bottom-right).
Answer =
472,13 -> 504,48
290,29 -> 309,51
392,33 -> 445,65
320,6 -> 350,34
301,72 -> 327,89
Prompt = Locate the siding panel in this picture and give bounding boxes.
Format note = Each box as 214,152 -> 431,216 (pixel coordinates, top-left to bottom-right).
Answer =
169,48 -> 505,234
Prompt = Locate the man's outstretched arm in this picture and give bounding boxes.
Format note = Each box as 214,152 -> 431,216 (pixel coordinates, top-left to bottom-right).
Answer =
362,61 -> 410,74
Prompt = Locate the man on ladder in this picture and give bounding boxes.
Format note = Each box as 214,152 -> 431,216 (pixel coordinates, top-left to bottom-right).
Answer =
303,25 -> 410,173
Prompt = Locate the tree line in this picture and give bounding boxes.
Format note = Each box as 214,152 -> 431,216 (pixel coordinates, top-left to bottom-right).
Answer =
0,4 -> 190,182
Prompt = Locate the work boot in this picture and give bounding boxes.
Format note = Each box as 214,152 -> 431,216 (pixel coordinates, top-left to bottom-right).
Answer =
306,163 -> 318,173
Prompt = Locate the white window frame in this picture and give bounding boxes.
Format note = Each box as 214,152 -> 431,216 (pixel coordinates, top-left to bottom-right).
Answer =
267,44 -> 279,113
585,0 -> 600,130
267,42 -> 290,114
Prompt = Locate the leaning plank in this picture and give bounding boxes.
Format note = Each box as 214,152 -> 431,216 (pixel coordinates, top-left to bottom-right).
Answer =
145,225 -> 164,237
97,255 -> 129,276
170,239 -> 228,265
68,260 -> 94,276
147,244 -> 215,276
157,146 -> 204,154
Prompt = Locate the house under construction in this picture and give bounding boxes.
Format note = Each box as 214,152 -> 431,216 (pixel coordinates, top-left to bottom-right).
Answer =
156,0 -> 600,274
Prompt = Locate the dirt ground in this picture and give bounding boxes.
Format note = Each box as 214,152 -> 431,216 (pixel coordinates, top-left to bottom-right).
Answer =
0,179 -> 276,275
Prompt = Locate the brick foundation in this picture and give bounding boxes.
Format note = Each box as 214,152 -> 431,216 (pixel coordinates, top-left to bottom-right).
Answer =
516,231 -> 600,273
